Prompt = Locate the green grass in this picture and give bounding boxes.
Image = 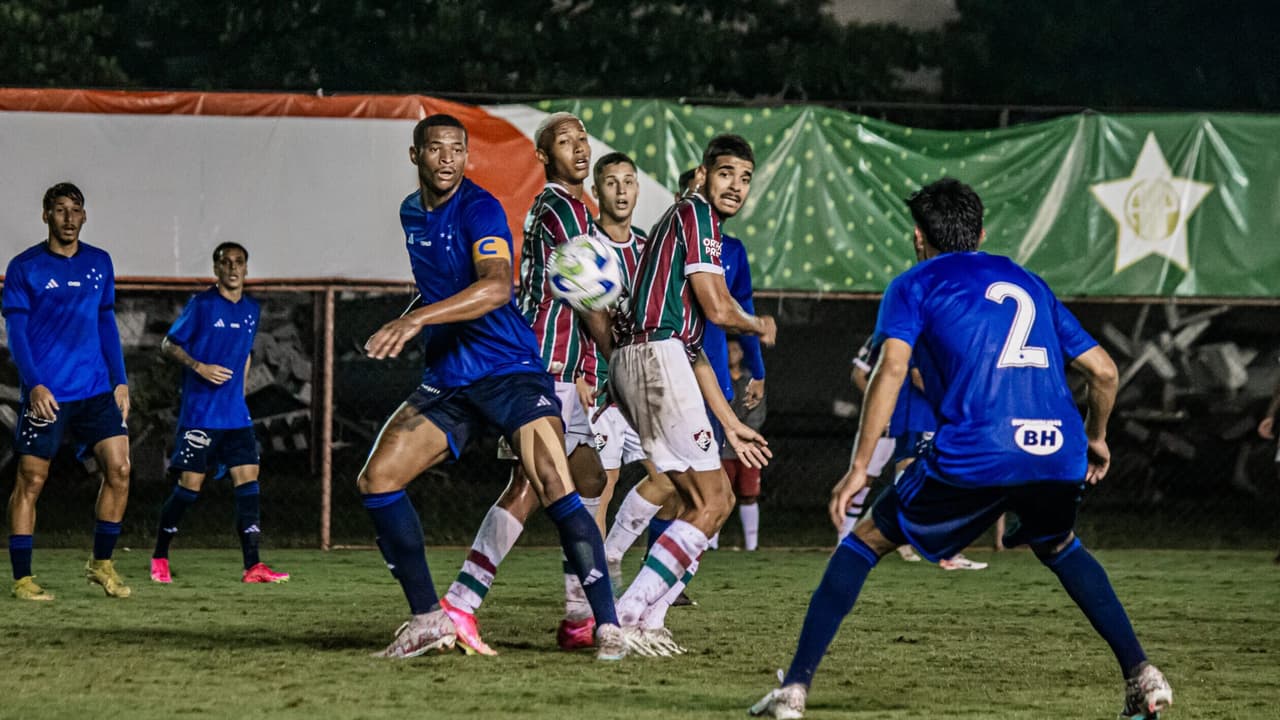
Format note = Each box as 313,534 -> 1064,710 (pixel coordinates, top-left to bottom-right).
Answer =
1,547 -> 1277,719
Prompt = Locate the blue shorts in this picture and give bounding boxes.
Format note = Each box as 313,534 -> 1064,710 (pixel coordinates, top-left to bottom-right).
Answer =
872,462 -> 1084,562
170,426 -> 260,474
406,371 -> 561,458
889,430 -> 934,467
15,391 -> 128,460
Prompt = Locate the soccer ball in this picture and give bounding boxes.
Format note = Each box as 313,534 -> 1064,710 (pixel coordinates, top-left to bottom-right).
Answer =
548,235 -> 623,311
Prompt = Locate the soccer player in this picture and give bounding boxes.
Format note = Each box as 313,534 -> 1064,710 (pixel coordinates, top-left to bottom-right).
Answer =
750,178 -> 1172,719
4,182 -> 132,600
721,339 -> 765,550
149,242 -> 290,585
361,114 -> 622,661
610,134 -> 776,645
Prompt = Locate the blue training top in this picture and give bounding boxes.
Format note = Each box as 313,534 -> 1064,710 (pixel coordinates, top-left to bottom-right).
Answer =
167,287 -> 259,429
400,178 -> 543,389
874,251 -> 1097,487
852,334 -> 936,437
702,233 -> 766,401
2,241 -> 125,402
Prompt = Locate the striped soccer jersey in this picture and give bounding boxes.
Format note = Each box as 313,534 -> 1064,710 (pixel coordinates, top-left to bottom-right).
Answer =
592,225 -> 648,403
621,192 -> 724,356
520,182 -> 599,383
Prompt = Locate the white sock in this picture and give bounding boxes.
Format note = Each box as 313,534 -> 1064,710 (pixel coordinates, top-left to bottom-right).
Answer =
616,520 -> 707,626
604,487 -> 661,567
446,505 -> 524,614
839,486 -> 872,540
640,557 -> 700,630
739,504 -> 759,551
562,495 -> 602,622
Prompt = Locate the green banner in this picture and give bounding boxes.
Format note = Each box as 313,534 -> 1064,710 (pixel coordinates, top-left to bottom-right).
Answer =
531,99 -> 1280,297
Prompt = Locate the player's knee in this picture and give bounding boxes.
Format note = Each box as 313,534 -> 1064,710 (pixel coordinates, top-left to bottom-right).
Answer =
357,462 -> 401,495
14,468 -> 48,497
1031,532 -> 1078,565
105,458 -> 131,485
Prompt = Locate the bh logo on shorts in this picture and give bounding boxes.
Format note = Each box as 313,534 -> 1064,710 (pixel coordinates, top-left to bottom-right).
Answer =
693,428 -> 713,452
1012,419 -> 1063,456
183,429 -> 212,449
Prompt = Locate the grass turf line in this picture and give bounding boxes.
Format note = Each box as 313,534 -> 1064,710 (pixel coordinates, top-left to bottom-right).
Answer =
1,548 -> 1276,719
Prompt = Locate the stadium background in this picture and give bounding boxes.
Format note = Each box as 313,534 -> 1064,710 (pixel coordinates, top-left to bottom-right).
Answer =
2,91 -> 1277,552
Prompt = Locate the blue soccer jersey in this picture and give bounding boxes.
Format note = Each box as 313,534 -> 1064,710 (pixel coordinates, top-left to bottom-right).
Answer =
2,242 -> 125,402
874,252 -> 1097,486
702,233 -> 766,401
400,179 -> 543,388
167,287 -> 259,429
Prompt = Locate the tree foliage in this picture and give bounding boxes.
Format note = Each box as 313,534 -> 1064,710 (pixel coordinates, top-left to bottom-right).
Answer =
0,0 -> 127,86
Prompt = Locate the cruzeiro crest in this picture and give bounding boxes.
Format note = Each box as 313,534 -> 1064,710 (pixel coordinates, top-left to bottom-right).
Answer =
1089,132 -> 1213,274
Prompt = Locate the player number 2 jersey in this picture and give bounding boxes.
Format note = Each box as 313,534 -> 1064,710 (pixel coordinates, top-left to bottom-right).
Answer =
874,252 -> 1098,486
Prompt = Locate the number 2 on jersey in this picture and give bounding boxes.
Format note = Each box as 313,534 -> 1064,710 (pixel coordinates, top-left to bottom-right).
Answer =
985,281 -> 1049,368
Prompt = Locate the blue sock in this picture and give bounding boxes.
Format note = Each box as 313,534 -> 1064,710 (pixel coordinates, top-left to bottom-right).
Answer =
1040,538 -> 1147,677
93,520 -> 123,561
784,534 -> 880,687
363,490 -> 438,615
154,485 -> 199,559
547,492 -> 618,627
234,482 -> 263,570
9,535 -> 34,580
646,517 -> 674,554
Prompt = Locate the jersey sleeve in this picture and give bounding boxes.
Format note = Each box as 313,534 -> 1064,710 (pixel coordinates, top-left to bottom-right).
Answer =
1052,295 -> 1098,360
97,253 -> 126,385
725,240 -> 766,379
464,195 -> 515,268
2,257 -> 32,317
873,274 -> 924,348
166,296 -> 200,347
682,202 -> 724,276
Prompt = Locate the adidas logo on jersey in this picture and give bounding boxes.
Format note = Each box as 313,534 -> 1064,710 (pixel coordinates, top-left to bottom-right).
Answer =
536,396 -> 554,408
214,318 -> 226,328
44,278 -> 59,290
580,568 -> 605,587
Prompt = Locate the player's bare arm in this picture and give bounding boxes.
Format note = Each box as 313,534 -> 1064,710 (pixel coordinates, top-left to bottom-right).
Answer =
162,335 -> 233,385
692,351 -> 771,469
688,271 -> 777,346
1070,345 -> 1120,484
365,256 -> 512,360
579,307 -> 615,357
829,338 -> 910,530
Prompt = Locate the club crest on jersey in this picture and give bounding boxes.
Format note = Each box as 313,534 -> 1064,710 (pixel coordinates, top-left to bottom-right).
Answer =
183,429 -> 213,449
693,428 -> 713,451
1012,419 -> 1062,456
593,432 -> 608,451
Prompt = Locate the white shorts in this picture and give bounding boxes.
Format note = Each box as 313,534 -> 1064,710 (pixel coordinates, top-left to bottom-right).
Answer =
498,378 -> 595,458
610,338 -> 720,474
591,404 -> 646,471
867,436 -> 896,477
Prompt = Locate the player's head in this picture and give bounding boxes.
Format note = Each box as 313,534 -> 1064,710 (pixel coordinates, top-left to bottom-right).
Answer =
727,338 -> 743,368
905,178 -> 985,256
42,182 -> 86,246
410,114 -> 469,200
535,112 -> 589,185
592,152 -> 638,224
212,242 -> 249,291
700,134 -> 754,219
675,167 -> 699,201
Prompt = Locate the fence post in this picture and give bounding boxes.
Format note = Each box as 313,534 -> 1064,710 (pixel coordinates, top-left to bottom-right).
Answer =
320,287 -> 335,550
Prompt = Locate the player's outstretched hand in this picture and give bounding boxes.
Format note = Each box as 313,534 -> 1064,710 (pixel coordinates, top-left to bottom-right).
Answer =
365,316 -> 422,360
1259,416 -> 1275,440
743,378 -> 765,409
1085,437 -> 1111,485
28,385 -> 59,421
727,422 -> 772,469
757,315 -> 778,347
113,384 -> 130,422
195,362 -> 234,385
828,469 -> 868,531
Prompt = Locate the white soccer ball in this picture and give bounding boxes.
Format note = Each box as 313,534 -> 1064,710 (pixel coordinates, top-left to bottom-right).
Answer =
548,234 -> 623,312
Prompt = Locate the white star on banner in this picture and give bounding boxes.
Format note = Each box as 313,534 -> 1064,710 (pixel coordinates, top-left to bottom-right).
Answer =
1089,132 -> 1213,274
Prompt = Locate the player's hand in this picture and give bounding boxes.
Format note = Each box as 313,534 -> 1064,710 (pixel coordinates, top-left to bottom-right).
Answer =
28,385 -> 59,421
113,384 -> 130,422
1085,436 -> 1111,485
1259,416 -> 1275,440
194,362 -> 234,385
574,376 -> 594,414
757,315 -> 777,347
726,421 -> 771,469
743,378 -> 765,409
365,316 -> 423,360
828,468 -> 869,531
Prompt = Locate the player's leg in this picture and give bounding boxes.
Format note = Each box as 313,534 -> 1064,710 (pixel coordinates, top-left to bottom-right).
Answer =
152,427 -> 215,583
604,461 -> 669,590
358,396 -> 457,658
1008,484 -> 1171,717
9,453 -> 54,601
83,394 -> 132,599
230,463 -> 289,583
839,437 -> 893,539
559,441 -> 608,646
733,460 -> 762,551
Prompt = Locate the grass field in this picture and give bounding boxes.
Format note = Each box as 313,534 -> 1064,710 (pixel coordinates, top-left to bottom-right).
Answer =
2,546 -> 1277,719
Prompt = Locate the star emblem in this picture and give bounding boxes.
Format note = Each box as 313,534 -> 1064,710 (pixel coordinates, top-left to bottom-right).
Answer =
1090,133 -> 1213,274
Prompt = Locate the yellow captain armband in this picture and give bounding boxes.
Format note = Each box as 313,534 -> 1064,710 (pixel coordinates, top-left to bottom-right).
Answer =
471,236 -> 511,264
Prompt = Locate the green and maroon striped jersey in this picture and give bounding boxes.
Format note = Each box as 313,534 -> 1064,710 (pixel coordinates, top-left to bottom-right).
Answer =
519,182 -> 599,383
592,225 -> 648,404
620,192 -> 724,355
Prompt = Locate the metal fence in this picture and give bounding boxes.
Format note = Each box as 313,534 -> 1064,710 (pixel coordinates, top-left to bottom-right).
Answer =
2,283 -> 1278,552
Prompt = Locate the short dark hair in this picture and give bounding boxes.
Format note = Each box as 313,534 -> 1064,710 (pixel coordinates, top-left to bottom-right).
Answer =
213,241 -> 249,263
677,167 -> 698,192
905,178 -> 984,253
593,152 -> 636,186
43,182 -> 84,212
702,134 -> 754,168
413,114 -> 467,148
